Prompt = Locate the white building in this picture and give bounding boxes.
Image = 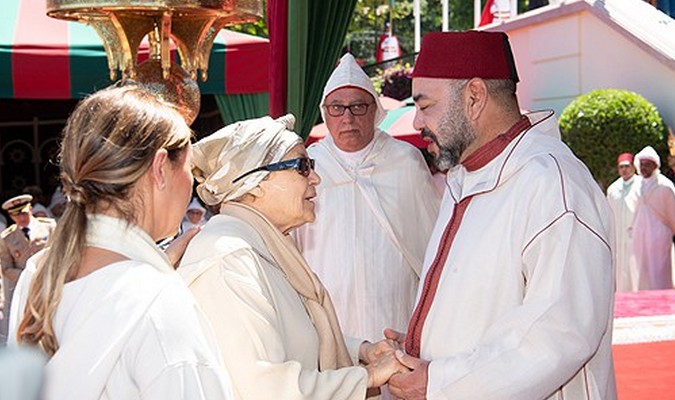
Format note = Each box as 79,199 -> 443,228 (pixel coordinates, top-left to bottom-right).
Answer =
483,0 -> 675,129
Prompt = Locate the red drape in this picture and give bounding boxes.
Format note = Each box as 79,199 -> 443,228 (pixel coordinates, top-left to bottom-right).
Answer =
267,0 -> 287,117
13,1 -> 70,98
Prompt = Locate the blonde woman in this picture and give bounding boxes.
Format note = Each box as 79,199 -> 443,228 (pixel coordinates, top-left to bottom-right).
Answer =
17,84 -> 233,400
179,115 -> 405,400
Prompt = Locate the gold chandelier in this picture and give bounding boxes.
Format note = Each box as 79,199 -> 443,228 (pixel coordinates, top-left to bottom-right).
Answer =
46,0 -> 263,123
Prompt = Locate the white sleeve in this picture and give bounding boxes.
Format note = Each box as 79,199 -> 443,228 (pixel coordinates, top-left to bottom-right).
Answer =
131,281 -> 235,400
141,362 -> 234,400
428,214 -> 613,399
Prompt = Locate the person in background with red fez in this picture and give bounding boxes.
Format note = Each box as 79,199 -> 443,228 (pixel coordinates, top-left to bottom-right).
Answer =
632,145 -> 675,290
385,31 -> 616,399
607,153 -> 641,292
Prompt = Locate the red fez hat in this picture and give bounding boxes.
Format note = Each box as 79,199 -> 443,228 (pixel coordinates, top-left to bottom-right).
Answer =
617,153 -> 633,166
412,31 -> 519,83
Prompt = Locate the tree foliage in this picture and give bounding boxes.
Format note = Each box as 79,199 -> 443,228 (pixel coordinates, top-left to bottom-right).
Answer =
559,89 -> 667,189
229,12 -> 268,37
346,0 -> 528,66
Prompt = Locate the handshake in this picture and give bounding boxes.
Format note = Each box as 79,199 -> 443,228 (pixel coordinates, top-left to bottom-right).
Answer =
358,328 -> 429,399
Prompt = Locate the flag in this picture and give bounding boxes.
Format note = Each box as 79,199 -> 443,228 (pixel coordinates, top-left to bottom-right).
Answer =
376,33 -> 402,63
479,0 -> 511,26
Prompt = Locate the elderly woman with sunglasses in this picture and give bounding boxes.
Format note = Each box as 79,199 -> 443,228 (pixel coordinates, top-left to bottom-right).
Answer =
179,114 -> 405,400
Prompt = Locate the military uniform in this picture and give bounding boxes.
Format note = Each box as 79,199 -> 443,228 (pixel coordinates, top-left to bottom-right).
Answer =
0,194 -> 56,342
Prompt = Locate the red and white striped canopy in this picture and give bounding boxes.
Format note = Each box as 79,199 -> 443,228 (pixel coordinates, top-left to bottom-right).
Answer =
0,0 -> 269,99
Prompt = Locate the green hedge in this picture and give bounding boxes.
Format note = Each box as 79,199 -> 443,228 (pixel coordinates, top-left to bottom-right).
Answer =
559,89 -> 667,189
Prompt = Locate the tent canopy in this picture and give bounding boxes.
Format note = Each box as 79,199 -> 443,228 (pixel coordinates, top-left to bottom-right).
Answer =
0,0 -> 269,99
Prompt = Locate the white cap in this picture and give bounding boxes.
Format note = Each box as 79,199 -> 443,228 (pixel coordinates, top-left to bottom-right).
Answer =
48,187 -> 66,210
31,203 -> 52,218
320,53 -> 386,126
634,145 -> 661,170
187,197 -> 206,213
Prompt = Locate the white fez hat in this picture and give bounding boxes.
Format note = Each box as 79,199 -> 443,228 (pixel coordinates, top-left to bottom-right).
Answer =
320,53 -> 386,126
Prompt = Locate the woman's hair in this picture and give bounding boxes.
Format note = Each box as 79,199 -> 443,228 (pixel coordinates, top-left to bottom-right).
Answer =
17,83 -> 192,356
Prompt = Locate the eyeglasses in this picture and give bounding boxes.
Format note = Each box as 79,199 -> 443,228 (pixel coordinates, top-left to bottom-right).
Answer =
232,157 -> 316,184
323,102 -> 374,117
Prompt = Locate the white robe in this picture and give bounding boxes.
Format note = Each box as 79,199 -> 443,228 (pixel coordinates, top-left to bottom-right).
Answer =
632,173 -> 675,290
32,215 -> 233,400
179,214 -> 368,400
418,112 -> 616,399
47,261 -> 231,400
295,130 -> 440,342
606,175 -> 641,291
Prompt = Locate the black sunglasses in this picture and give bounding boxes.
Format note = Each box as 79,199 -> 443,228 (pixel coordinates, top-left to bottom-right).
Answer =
323,102 -> 374,117
232,157 -> 316,184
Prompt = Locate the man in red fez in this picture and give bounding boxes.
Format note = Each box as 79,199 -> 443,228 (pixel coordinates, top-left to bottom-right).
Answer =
606,152 -> 640,292
385,31 -> 617,399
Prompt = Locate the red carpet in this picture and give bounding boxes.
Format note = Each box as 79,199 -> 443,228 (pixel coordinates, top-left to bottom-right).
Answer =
613,290 -> 675,400
613,341 -> 675,400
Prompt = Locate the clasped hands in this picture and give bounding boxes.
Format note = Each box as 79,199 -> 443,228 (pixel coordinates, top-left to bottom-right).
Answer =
358,328 -> 429,400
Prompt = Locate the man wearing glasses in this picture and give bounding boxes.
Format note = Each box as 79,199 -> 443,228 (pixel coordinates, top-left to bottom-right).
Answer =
295,53 -> 440,348
606,153 -> 641,292
0,194 -> 56,343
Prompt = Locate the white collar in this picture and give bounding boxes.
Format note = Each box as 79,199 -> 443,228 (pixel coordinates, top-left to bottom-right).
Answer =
86,214 -> 172,273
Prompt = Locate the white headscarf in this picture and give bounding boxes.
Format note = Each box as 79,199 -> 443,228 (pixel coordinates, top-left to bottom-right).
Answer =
634,145 -> 661,170
31,203 -> 52,218
192,114 -> 303,206
48,187 -> 66,213
186,197 -> 206,214
320,53 -> 386,126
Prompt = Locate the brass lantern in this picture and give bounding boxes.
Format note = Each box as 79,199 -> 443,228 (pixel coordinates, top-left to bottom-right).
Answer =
46,0 -> 263,123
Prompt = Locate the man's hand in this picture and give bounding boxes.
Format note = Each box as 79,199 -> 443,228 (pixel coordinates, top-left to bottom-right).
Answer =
388,350 -> 430,400
164,227 -> 201,269
384,328 -> 406,346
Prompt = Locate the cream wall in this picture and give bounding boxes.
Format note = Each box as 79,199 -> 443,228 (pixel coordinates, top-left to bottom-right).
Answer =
502,11 -> 675,129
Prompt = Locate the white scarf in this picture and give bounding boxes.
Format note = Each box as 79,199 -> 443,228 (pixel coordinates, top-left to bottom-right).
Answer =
85,214 -> 172,271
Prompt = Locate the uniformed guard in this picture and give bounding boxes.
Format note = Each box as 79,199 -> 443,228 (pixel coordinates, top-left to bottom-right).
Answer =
0,194 -> 56,342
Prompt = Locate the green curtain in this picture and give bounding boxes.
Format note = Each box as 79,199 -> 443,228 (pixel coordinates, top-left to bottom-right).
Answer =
287,0 -> 358,139
214,93 -> 270,125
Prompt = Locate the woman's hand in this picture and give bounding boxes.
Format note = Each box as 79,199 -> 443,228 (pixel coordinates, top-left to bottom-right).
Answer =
365,350 -> 408,388
359,338 -> 402,365
164,226 -> 201,268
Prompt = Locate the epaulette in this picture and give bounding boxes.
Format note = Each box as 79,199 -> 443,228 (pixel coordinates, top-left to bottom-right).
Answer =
36,217 -> 57,227
1,225 -> 17,239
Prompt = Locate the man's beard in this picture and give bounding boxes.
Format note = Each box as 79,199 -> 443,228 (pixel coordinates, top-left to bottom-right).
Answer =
422,98 -> 476,171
